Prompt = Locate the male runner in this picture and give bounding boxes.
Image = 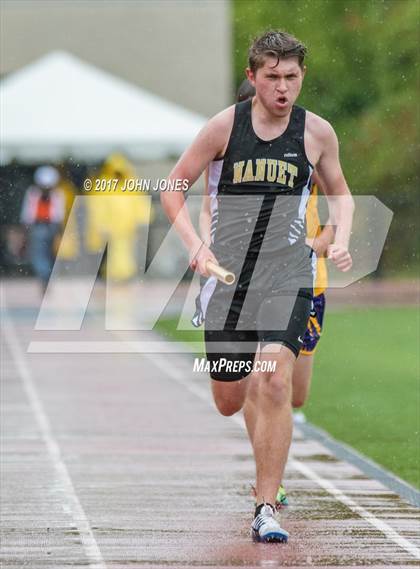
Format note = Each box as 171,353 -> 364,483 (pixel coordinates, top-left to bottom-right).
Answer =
192,79 -> 334,509
161,30 -> 354,543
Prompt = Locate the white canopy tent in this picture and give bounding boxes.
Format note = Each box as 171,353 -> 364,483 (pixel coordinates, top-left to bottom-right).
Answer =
0,51 -> 207,164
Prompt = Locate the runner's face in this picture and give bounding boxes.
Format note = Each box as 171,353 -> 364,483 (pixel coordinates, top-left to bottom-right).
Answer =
247,56 -> 305,116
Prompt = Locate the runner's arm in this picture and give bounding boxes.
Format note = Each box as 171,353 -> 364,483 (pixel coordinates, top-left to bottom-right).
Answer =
315,124 -> 354,271
199,168 -> 212,247
160,107 -> 233,274
308,172 -> 336,257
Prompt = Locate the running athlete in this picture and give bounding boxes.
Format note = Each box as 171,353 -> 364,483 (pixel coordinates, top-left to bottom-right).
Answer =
161,30 -> 354,543
192,80 -> 335,510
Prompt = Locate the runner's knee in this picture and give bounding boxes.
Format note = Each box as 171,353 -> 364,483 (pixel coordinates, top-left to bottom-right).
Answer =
260,373 -> 292,405
213,396 -> 243,416
292,394 -> 306,408
245,372 -> 261,403
211,380 -> 247,416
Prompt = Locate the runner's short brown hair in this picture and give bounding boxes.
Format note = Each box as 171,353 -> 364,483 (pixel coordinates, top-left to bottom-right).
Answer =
248,30 -> 307,72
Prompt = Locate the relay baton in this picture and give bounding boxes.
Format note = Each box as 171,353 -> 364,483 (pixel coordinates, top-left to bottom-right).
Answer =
206,261 -> 236,285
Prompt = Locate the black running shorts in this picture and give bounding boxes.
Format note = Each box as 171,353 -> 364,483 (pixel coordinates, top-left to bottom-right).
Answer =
204,248 -> 313,381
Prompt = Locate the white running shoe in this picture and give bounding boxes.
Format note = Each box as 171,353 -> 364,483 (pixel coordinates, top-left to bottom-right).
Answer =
293,411 -> 307,424
251,503 -> 289,543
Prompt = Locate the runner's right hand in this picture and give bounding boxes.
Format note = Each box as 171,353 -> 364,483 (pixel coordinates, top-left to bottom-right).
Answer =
189,243 -> 219,277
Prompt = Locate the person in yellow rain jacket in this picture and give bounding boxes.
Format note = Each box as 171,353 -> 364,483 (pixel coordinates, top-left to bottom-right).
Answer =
56,167 -> 79,261
85,153 -> 153,281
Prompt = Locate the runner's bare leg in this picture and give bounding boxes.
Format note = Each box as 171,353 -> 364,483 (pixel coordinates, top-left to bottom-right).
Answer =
243,365 -> 260,446
244,350 -> 314,446
245,345 -> 295,505
211,378 -> 248,416
292,353 -> 314,408
211,345 -> 295,505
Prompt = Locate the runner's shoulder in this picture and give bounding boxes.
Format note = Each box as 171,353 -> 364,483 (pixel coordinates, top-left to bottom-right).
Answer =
203,105 -> 235,158
305,110 -> 337,143
205,104 -> 235,135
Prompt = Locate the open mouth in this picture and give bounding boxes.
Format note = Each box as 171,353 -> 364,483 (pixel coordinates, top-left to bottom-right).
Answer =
276,96 -> 288,105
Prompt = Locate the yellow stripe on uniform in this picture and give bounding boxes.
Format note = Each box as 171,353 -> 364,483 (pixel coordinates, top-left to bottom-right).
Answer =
306,184 -> 327,296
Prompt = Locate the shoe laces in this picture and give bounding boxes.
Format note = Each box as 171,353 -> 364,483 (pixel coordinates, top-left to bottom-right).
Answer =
255,502 -> 276,521
260,502 -> 275,517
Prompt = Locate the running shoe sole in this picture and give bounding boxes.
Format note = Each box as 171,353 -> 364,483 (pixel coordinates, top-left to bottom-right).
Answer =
251,528 -> 289,543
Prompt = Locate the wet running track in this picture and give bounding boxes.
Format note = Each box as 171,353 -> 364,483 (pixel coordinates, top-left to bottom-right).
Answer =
1,279 -> 419,568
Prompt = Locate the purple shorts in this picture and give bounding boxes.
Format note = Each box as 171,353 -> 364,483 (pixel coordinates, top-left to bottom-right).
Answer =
300,293 -> 326,355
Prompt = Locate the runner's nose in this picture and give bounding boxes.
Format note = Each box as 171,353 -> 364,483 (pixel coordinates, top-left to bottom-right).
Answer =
276,79 -> 288,93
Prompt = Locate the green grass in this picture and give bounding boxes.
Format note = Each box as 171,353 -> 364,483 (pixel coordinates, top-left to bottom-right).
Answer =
156,320 -> 204,350
305,307 -> 420,488
155,308 -> 420,487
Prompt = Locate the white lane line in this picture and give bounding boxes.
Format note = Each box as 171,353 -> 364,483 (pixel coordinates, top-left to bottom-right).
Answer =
291,460 -> 420,559
146,353 -> 420,561
2,314 -> 107,569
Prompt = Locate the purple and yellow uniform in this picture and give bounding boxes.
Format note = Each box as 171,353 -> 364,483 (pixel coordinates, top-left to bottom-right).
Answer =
300,183 -> 327,355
